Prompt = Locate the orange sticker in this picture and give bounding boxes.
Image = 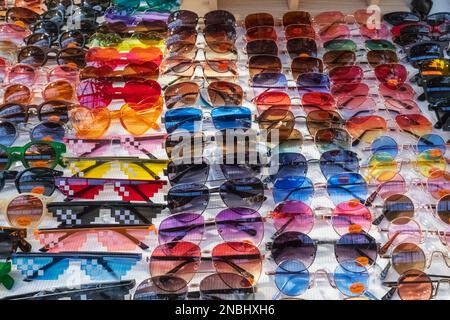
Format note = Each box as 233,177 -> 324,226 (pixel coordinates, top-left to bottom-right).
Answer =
16,217 -> 31,227
348,224 -> 362,233
48,115 -> 61,122
348,199 -> 360,207
31,186 -> 45,194
41,136 -> 54,141
33,161 -> 49,168
14,21 -> 26,28
355,256 -> 369,266
349,282 -> 365,295
429,149 -> 442,157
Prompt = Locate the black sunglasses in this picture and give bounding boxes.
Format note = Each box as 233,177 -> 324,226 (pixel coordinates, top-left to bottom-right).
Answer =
0,168 -> 63,196
0,227 -> 32,260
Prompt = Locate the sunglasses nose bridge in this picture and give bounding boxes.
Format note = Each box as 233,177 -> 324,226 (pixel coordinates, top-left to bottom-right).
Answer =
311,269 -> 334,288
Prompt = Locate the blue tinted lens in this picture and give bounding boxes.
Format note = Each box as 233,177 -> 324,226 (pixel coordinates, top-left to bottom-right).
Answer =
417,134 -> 446,154
251,73 -> 288,88
82,256 -> 139,281
320,149 -> 359,179
0,121 -> 17,146
164,107 -> 202,133
13,256 -> 69,280
31,121 -> 65,142
334,261 -> 369,297
297,72 -> 330,94
270,153 -> 307,181
273,176 -> 314,204
274,260 -> 309,296
327,173 -> 367,205
211,107 -> 252,130
370,136 -> 398,157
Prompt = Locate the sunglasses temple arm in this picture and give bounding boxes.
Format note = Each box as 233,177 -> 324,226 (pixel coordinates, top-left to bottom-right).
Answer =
380,261 -> 391,280
213,257 -> 256,282
378,232 -> 400,256
118,231 -> 149,250
381,287 -> 397,300
129,185 -> 157,203
137,163 -> 159,179
364,290 -> 380,300
17,236 -> 32,253
364,189 -> 379,207
372,214 -> 385,226
97,258 -> 122,280
352,127 -> 391,147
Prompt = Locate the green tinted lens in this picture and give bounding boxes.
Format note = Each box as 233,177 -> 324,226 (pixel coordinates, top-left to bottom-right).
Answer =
0,262 -> 13,290
324,39 -> 357,52
365,40 -> 396,51
114,0 -> 140,9
88,33 -> 122,47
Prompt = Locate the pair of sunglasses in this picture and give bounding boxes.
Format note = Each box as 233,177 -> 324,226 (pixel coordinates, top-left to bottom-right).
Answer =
0,119 -> 66,145
0,227 -> 31,259
17,45 -> 87,68
0,168 -> 62,196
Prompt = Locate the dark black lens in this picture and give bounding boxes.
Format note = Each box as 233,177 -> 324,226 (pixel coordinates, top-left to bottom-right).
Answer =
30,121 -> 65,142
0,121 -> 17,146
33,20 -> 60,41
425,76 -> 450,104
204,10 -> 235,26
167,183 -> 209,214
219,177 -> 264,210
167,160 -> 209,186
395,33 -> 432,46
286,38 -> 317,58
16,167 -> 56,196
320,149 -> 359,179
59,30 -> 85,48
271,231 -> 316,267
246,39 -> 278,55
426,12 -> 450,26
409,42 -> 443,68
18,46 -> 47,66
0,232 -> 13,259
383,11 -> 420,26
26,33 -> 52,47
45,0 -> 71,10
0,104 -> 26,123
133,276 -> 188,300
168,10 -> 198,29
41,9 -> 65,26
83,0 -> 110,13
38,101 -> 69,123
399,24 -> 430,35
56,47 -> 86,68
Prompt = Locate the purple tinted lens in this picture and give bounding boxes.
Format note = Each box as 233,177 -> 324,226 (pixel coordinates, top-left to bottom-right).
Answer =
271,231 -> 316,267
219,178 -> 264,211
216,207 -> 264,245
297,72 -> 330,95
167,183 -> 209,214
158,213 -> 204,245
271,200 -> 314,234
252,73 -> 289,97
335,232 -> 378,269
167,160 -> 209,186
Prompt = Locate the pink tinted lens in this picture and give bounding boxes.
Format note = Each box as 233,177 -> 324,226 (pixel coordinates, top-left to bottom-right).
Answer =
271,200 -> 314,234
48,65 -> 80,84
315,11 -> 345,24
384,98 -> 421,115
331,200 -> 372,235
332,83 -> 369,103
360,23 -> 389,39
379,83 -> 416,100
338,96 -> 376,119
378,174 -> 407,199
427,171 -> 450,199
37,231 -> 87,252
388,217 -> 424,246
8,64 -> 36,86
319,24 -> 350,42
97,228 -> 150,251
329,66 -> 363,85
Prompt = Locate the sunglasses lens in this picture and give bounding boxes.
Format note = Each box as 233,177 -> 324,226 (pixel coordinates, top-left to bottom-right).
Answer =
396,114 -> 432,137
409,43 -> 442,67
8,64 -> 36,86
335,232 -> 378,268
286,38 -> 317,58
216,208 -> 264,245
220,161 -> 262,181
208,81 -> 243,106
167,160 -> 209,185
204,24 -> 236,52
284,24 -> 315,40
211,107 -> 251,130
247,39 -> 278,55
329,66 -> 363,85
370,135 -> 398,157
39,100 -> 69,123
427,171 -> 450,199
6,7 -> 38,25
332,201 -> 372,235
417,134 -> 446,154
18,46 -> 46,66
34,21 -> 59,41
323,50 -> 355,69
60,31 -> 85,48
164,82 -> 199,109
416,149 -> 446,177
392,243 -> 426,274
383,12 -> 420,26
274,259 -> 309,296
389,216 -> 424,247
383,194 -> 415,222
249,55 -> 282,78
57,48 -> 86,68
246,26 -> 277,41
437,194 -> 450,225
397,270 -> 432,300
30,121 -> 65,142
245,13 -> 274,29
319,24 -> 350,42
283,11 -> 312,26
320,149 -> 359,179
6,194 -> 44,228
200,273 -> 255,300
121,103 -> 162,136
204,10 -> 235,26
258,108 -> 295,142
133,276 -> 188,300
271,200 -> 314,234
0,146 -> 9,171
367,50 -> 398,67
69,106 -> 110,138
291,57 -> 323,80
327,173 -> 367,205
306,110 -> 343,136
315,128 -> 352,152
301,92 -> 334,113
159,213 -> 204,245
150,241 -> 201,284
164,107 -> 202,133
270,152 -> 307,180
168,10 -> 198,27
271,231 -> 316,267
346,116 -> 387,145
273,176 -> 314,204
4,84 -> 32,104
334,261 -> 369,297
365,40 -> 396,51
24,142 -> 57,168
16,168 -> 56,195
367,152 -> 399,182
167,183 -> 208,214
0,121 -> 17,146
220,178 -> 264,211
324,39 -> 357,52
43,80 -> 74,101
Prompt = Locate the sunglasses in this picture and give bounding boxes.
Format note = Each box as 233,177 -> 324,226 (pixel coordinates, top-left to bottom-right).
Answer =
85,46 -> 163,69
26,29 -> 87,49
5,7 -> 64,27
2,280 -> 135,300
383,11 -> 450,26
167,178 -> 265,214
324,39 -> 397,52
96,19 -> 168,36
88,31 -> 165,51
133,273 -> 256,300
163,106 -> 252,133
407,42 -> 446,68
267,230 -> 379,271
267,259 -> 374,299
164,81 -> 243,109
272,172 -> 368,205
12,252 -> 141,281
65,134 -> 167,158
47,201 -> 166,226
0,168 -> 62,195
1,193 -> 51,229
45,0 -> 111,15
245,24 -> 315,42
168,9 -> 236,29
423,75 -> 450,105
269,199 -> 373,237
0,119 -> 66,145
0,227 -> 31,259
76,78 -> 162,109
0,100 -> 72,124
0,23 -> 31,45
35,224 -> 156,252
80,62 -> 159,82
246,37 -> 318,59
391,22 -> 450,39
69,103 -> 163,138
150,241 -> 263,285
64,156 -> 169,180
55,176 -> 167,202
382,270 -> 450,300
114,0 -> 179,11
17,45 -> 87,68
244,11 -> 312,29
0,141 -> 66,170
159,208 -> 265,246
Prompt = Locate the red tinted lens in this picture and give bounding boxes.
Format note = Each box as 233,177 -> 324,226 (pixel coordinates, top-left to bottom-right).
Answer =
255,91 -> 291,113
301,92 -> 336,113
329,66 -> 363,85
375,63 -> 408,88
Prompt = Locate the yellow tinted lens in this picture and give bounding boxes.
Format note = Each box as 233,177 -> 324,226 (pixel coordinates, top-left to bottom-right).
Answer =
416,149 -> 446,177
119,161 -> 168,180
367,152 -> 399,181
67,160 -> 111,178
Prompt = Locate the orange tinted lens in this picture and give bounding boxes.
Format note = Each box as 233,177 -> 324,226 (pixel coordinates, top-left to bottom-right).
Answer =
284,24 -> 315,40
121,99 -> 162,136
346,115 -> 387,144
208,81 -> 243,106
70,106 -> 111,138
43,80 -> 74,101
4,84 -> 31,103
6,194 -> 44,228
398,270 -> 433,300
255,91 -> 291,113
395,114 -> 432,137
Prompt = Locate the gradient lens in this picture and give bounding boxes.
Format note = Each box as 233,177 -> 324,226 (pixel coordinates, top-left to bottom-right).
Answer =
332,201 -> 372,235
391,243 -> 426,274
6,194 -> 44,228
271,231 -> 316,267
273,176 -> 314,204
270,200 -> 314,234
